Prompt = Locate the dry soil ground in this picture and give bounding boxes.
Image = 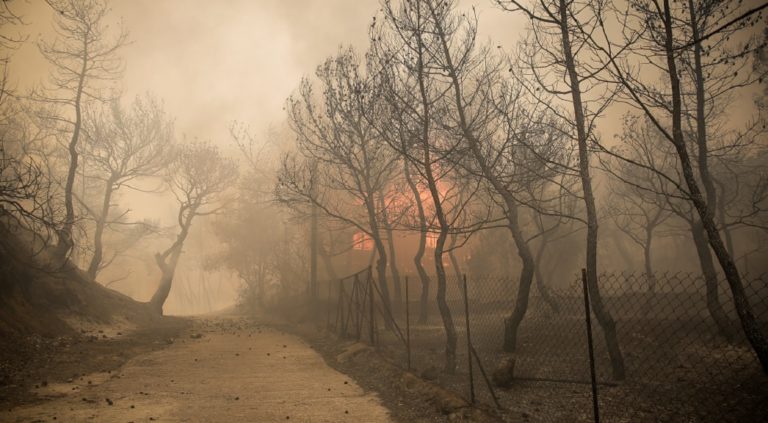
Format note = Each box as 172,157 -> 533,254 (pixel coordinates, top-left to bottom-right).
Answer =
4,316 -> 393,422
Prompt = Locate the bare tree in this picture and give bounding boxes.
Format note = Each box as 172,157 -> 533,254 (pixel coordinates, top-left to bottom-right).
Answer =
0,4 -> 65,262
277,47 -> 399,312
377,0 -> 462,372
33,0 -> 128,261
494,0 -> 626,380
605,118 -> 673,293
80,94 -> 174,280
150,142 -> 237,315
592,0 -> 768,371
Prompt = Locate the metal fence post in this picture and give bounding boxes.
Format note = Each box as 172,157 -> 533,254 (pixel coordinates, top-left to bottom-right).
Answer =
463,274 -> 475,404
581,268 -> 600,423
405,275 -> 411,370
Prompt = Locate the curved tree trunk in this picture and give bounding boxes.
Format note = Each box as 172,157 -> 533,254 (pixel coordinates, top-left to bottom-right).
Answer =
447,231 -> 463,294
150,208 -> 195,315
501,202 -> 537,353
433,226 -> 457,373
378,192 -> 402,309
404,160 -> 431,324
87,177 -> 116,280
533,236 -> 560,314
691,221 -> 734,341
557,0 -> 625,380
427,0 -> 537,359
650,0 -> 768,371
56,48 -> 89,262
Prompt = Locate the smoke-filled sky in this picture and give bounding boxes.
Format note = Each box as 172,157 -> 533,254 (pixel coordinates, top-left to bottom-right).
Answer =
9,0 -> 520,143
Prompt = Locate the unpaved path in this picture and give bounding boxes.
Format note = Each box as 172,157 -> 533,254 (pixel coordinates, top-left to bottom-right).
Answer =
7,317 -> 393,422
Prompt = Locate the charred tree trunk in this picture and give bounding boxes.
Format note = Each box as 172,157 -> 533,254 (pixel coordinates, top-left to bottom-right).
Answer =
56,50 -> 89,261
533,235 -> 560,314
404,160 -> 431,324
86,176 -> 116,280
447,231 -> 463,294
378,191 -> 402,308
664,0 -> 768,372
150,206 -> 195,315
364,195 -> 392,315
150,247 -> 182,315
427,0 -> 537,357
558,0 -> 624,380
501,202 -> 537,353
691,221 -> 734,341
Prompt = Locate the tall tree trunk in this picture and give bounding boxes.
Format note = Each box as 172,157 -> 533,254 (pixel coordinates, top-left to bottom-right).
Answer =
87,176 -> 115,280
56,47 -> 89,261
428,0 -> 537,357
663,0 -> 768,372
364,195 -> 392,315
715,178 -> 735,258
447,231 -> 463,294
378,191 -> 402,308
404,160 -> 431,324
691,221 -> 734,341
558,0 -> 625,380
500,202 -> 537,353
417,0 -> 457,374
150,209 -> 194,315
534,235 -> 560,314
150,246 -> 182,315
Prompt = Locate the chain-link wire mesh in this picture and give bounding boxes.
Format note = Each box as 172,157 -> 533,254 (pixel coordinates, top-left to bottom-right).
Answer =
316,269 -> 768,422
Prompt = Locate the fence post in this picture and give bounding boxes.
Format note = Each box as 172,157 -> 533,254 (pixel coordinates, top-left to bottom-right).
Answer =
581,268 -> 600,423
369,267 -> 376,346
463,274 -> 475,404
405,275 -> 411,370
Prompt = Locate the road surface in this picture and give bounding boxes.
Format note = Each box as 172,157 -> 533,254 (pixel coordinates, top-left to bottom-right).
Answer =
7,317 -> 393,422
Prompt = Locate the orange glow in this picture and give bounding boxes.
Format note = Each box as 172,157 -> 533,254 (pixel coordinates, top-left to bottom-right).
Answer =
352,231 -> 374,251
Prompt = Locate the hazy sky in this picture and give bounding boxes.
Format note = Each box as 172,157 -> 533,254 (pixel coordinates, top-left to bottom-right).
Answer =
9,0 -> 519,144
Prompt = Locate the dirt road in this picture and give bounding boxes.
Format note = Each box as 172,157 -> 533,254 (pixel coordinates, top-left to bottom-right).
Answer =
6,317 -> 393,422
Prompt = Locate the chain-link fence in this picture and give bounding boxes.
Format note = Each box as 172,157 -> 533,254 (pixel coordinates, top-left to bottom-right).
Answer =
315,268 -> 768,422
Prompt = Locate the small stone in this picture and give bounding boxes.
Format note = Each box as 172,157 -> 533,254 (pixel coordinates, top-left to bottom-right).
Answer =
235,396 -> 239,401
106,398 -> 113,406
